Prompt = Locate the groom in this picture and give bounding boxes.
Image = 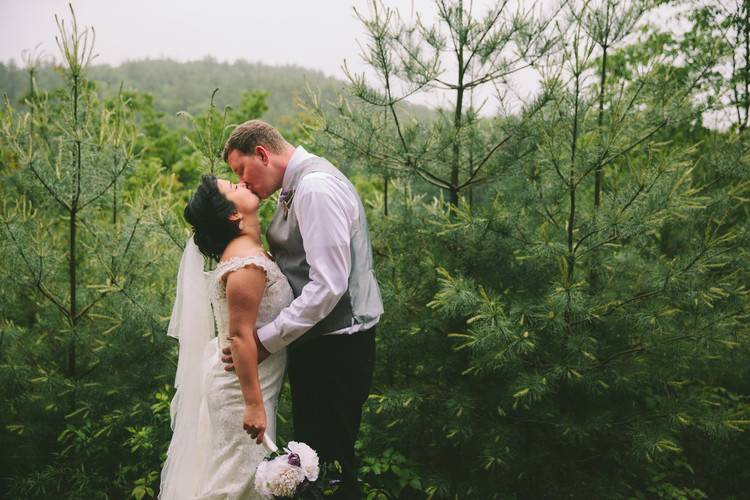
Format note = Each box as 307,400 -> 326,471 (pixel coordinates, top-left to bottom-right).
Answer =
221,120 -> 383,499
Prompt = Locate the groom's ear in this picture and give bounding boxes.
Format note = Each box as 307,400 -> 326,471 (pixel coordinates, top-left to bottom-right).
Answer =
255,145 -> 269,165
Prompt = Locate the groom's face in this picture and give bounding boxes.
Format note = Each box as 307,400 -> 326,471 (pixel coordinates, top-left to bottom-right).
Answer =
226,148 -> 279,200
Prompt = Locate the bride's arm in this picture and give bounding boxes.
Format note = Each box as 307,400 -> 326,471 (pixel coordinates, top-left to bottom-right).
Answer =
225,265 -> 267,444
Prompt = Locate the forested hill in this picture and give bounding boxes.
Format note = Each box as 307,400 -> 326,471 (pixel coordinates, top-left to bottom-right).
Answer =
0,57 -> 348,126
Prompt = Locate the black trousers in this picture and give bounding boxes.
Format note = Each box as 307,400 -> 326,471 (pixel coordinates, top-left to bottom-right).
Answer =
288,327 -> 376,500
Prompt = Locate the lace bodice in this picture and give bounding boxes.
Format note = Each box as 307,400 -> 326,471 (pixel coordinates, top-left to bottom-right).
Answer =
208,254 -> 294,350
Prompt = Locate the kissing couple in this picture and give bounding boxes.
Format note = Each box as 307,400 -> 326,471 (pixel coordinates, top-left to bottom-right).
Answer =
159,120 -> 383,499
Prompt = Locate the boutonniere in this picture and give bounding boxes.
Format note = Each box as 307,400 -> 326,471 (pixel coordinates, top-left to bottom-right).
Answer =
280,188 -> 295,219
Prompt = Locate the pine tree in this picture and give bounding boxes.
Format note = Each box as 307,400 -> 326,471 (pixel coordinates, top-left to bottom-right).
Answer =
0,7 -> 180,496
306,0 -> 557,210
309,0 -> 750,497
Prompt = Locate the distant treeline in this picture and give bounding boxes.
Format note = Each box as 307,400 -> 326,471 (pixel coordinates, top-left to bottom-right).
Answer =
0,57 -> 347,126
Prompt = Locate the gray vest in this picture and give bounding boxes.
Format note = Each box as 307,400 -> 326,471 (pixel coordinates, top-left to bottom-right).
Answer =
267,156 -> 383,346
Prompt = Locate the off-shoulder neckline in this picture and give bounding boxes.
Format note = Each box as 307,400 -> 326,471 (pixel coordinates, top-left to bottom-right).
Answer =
211,254 -> 277,285
216,253 -> 274,268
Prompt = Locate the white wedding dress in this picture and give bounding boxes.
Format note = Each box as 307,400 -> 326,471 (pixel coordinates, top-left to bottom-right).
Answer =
160,252 -> 294,500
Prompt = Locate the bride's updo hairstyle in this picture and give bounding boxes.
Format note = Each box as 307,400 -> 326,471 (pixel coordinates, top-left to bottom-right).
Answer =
184,174 -> 240,260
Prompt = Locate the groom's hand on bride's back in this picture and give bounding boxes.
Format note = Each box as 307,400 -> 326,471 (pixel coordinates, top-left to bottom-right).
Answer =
221,329 -> 270,371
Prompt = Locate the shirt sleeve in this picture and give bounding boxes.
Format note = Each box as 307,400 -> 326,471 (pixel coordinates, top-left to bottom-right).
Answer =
257,173 -> 355,352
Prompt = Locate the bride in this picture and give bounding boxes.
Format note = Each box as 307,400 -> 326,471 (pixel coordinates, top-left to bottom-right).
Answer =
160,174 -> 294,499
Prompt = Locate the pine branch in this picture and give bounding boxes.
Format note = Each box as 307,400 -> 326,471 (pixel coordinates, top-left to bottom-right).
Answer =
2,220 -> 70,319
590,310 -> 743,370
158,218 -> 186,252
78,157 -> 130,210
322,121 -> 454,190
575,240 -> 737,326
26,159 -> 71,212
117,215 -> 143,268
36,281 -> 70,320
461,2 -> 509,74
74,291 -> 111,323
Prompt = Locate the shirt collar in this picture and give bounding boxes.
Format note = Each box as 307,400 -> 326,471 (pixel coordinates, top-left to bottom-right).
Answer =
282,145 -> 315,192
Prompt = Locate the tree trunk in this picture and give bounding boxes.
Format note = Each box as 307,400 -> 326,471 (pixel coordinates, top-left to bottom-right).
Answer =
68,207 -> 77,378
594,45 -> 608,209
566,75 -> 581,335
383,173 -> 389,217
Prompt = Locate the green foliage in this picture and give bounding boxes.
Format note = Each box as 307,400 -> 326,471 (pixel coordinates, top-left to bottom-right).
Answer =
227,89 -> 270,126
314,1 -> 750,498
358,446 -> 425,499
0,7 -> 181,497
1,1 -> 749,499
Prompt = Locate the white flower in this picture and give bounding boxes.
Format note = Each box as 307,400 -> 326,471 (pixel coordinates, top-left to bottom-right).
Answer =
257,456 -> 306,497
254,460 -> 274,499
286,441 -> 320,482
255,442 -> 321,498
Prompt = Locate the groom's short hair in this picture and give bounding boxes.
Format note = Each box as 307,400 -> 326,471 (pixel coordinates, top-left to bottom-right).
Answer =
223,120 -> 288,161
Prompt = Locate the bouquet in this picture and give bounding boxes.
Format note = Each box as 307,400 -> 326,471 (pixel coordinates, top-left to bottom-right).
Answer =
255,435 -> 331,499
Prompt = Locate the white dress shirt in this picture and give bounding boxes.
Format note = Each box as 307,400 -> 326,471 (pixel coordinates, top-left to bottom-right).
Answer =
257,146 -> 379,353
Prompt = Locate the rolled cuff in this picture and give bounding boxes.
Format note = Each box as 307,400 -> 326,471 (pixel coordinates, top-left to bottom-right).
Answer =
257,321 -> 286,354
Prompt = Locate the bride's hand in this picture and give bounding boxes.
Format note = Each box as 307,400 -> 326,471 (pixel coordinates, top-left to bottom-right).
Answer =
243,403 -> 266,445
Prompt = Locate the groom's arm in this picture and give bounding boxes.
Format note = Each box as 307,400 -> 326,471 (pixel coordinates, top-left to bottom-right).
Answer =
222,328 -> 268,371
257,173 -> 355,353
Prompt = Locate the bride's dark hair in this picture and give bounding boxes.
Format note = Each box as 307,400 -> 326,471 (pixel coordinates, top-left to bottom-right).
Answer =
184,174 -> 240,260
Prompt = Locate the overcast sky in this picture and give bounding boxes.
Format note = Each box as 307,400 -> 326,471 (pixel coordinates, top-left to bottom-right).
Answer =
1,0 -> 540,110
2,1 -> 690,116
1,0 -> 444,77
